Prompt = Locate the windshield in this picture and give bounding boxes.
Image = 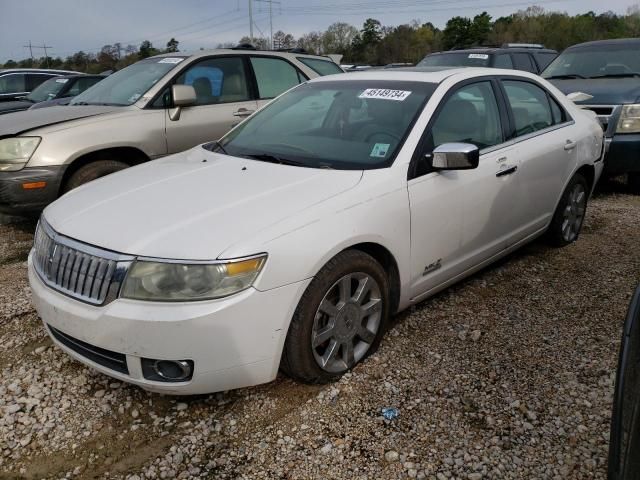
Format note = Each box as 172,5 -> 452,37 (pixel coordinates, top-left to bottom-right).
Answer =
218,80 -> 435,170
418,52 -> 490,68
542,45 -> 640,79
26,77 -> 68,102
71,57 -> 186,106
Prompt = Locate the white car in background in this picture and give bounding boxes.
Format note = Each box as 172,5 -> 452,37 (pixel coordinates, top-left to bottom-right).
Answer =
29,68 -> 604,394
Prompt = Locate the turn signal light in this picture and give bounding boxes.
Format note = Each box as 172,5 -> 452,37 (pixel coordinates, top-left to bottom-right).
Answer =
22,181 -> 47,190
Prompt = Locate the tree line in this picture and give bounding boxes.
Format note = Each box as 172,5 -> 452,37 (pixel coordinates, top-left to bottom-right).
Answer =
2,5 -> 640,72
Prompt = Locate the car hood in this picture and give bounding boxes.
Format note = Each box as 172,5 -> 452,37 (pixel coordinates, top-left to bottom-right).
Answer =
29,97 -> 72,110
0,100 -> 32,115
44,147 -> 363,260
0,105 -> 119,137
548,77 -> 640,105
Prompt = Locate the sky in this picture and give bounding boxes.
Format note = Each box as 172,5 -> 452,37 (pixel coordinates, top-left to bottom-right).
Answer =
0,0 -> 638,62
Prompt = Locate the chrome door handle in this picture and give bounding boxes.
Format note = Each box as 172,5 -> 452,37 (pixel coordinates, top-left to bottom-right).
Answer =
496,165 -> 517,177
564,140 -> 577,151
233,108 -> 255,117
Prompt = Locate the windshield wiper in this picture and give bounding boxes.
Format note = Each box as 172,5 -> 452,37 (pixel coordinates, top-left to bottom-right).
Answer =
589,72 -> 640,79
210,140 -> 228,155
243,153 -> 305,167
544,74 -> 586,80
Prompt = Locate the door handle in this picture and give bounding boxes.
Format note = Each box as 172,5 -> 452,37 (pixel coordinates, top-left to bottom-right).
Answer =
496,165 -> 517,177
233,108 -> 255,117
564,140 -> 577,151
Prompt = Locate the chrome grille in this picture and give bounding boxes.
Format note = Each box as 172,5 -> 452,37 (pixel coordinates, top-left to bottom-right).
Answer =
32,220 -> 133,305
580,104 -> 621,136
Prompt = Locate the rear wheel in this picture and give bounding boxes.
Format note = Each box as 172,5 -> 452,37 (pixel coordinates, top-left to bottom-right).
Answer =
547,173 -> 589,247
281,250 -> 390,384
63,160 -> 129,193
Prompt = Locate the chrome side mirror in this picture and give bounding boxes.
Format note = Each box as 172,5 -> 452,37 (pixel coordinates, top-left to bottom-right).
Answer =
168,84 -> 197,121
431,143 -> 479,170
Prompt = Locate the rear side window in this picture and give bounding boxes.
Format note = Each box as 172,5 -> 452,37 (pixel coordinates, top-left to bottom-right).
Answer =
250,57 -> 305,99
0,74 -> 26,94
511,53 -> 537,73
494,54 -> 513,69
297,57 -> 343,76
503,80 -> 556,136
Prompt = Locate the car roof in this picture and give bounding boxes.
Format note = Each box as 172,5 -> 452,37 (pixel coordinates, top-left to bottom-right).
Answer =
149,49 -> 338,63
308,67 -> 529,85
566,38 -> 640,50
0,68 -> 79,74
428,47 -> 557,55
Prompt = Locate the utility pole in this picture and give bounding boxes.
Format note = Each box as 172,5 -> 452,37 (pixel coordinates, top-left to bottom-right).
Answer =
248,0 -> 254,44
23,41 -> 34,61
28,43 -> 53,68
254,0 -> 280,49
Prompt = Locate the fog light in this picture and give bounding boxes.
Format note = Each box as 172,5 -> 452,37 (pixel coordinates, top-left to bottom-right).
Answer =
141,358 -> 194,382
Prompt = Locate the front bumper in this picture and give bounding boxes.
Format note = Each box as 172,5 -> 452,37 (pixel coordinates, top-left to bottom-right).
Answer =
604,134 -> 640,175
29,254 -> 311,395
0,166 -> 65,215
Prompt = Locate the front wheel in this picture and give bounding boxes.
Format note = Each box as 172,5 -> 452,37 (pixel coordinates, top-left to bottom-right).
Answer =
281,250 -> 390,384
547,173 -> 589,247
63,160 -> 129,193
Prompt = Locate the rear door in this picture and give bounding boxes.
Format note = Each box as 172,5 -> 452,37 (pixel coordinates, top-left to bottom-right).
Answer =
499,78 -> 579,242
164,56 -> 258,153
510,53 -> 537,73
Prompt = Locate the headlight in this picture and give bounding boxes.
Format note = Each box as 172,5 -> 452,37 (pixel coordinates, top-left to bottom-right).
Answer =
617,104 -> 640,133
121,255 -> 267,301
0,137 -> 41,171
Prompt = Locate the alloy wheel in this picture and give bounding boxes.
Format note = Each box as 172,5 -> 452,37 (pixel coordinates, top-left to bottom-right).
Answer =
561,182 -> 587,242
311,272 -> 382,373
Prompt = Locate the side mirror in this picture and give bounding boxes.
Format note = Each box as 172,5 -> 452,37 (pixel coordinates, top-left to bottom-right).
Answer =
168,84 -> 197,121
431,143 -> 479,170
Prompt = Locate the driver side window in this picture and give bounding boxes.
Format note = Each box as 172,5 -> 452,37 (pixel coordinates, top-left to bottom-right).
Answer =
431,81 -> 503,150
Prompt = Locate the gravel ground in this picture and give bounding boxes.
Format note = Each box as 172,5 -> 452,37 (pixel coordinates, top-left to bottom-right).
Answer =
0,184 -> 638,480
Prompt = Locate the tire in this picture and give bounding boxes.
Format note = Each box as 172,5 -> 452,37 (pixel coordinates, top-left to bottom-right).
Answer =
63,160 -> 129,193
629,173 -> 640,195
281,250 -> 391,384
547,173 -> 589,247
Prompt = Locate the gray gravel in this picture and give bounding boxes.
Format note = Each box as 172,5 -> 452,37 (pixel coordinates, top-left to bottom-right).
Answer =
0,187 -> 638,479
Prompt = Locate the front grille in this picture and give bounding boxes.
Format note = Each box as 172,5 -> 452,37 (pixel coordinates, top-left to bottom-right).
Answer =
49,325 -> 129,374
580,104 -> 620,135
32,220 -> 133,305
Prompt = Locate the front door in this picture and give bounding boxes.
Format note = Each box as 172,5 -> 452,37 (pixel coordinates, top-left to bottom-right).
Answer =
165,56 -> 258,154
408,80 -> 518,299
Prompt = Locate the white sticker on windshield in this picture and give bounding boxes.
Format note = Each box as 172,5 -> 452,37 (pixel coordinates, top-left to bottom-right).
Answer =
128,93 -> 142,103
55,78 -> 69,83
158,57 -> 184,64
359,89 -> 411,101
370,143 -> 390,158
469,54 -> 489,59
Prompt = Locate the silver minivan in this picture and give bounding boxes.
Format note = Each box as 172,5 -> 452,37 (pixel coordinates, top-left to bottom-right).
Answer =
0,49 -> 343,214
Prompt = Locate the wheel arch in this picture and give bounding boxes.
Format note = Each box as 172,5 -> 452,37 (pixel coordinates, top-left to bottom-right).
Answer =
59,147 -> 150,194
340,242 -> 402,315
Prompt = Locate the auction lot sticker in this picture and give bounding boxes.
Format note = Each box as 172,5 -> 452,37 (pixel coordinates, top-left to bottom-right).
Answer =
359,88 -> 412,101
158,57 -> 184,64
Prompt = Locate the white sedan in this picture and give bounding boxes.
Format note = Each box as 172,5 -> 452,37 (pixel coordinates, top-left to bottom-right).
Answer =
29,68 -> 604,394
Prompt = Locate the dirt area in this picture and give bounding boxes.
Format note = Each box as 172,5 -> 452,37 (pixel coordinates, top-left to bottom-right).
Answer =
0,183 -> 638,480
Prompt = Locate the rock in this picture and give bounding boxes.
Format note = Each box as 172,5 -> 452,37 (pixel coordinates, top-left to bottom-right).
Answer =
470,330 -> 481,342
320,443 -> 333,454
176,403 -> 188,411
94,390 -> 106,398
385,450 -> 400,462
468,474 -> 483,480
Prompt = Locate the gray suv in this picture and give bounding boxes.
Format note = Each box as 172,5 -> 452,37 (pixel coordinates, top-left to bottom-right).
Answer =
0,49 -> 343,214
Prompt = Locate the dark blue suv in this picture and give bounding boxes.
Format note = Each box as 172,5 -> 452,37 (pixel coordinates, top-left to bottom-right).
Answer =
543,39 -> 640,193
